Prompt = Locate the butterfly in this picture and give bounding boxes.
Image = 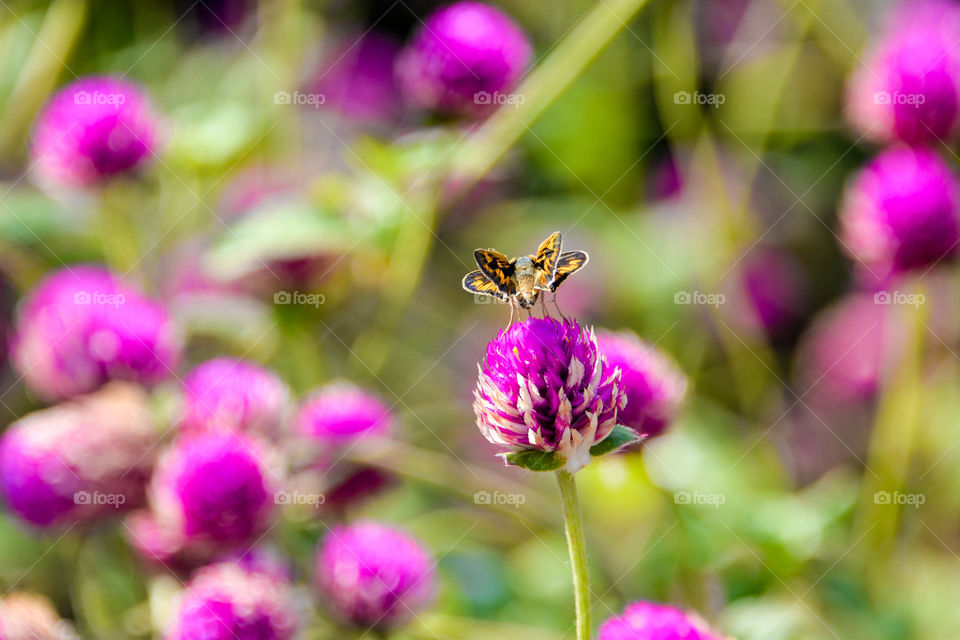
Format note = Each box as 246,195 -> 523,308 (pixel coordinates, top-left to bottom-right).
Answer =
462,231 -> 589,310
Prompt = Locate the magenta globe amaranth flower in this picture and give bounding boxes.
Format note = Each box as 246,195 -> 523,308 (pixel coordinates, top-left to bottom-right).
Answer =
598,601 -> 725,640
796,293 -> 902,407
596,330 -> 687,439
166,562 -> 298,640
10,265 -> 180,401
150,431 -> 276,546
474,317 -> 626,472
296,383 -> 392,445
312,33 -> 403,125
0,383 -> 156,528
316,521 -> 435,630
396,1 -> 532,116
181,358 -> 291,439
846,0 -> 960,145
839,147 -> 960,284
32,76 -> 159,188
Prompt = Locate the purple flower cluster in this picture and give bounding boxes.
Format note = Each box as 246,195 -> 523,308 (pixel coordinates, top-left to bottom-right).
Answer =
316,521 -> 435,630
596,330 -> 687,439
165,561 -> 298,640
839,147 -> 960,284
0,383 -> 155,528
148,431 -> 277,547
474,317 -> 625,472
32,76 -> 159,188
11,265 -> 180,401
396,1 -> 532,116
846,0 -> 960,145
598,601 -> 725,640
296,382 -> 392,445
180,358 -> 291,439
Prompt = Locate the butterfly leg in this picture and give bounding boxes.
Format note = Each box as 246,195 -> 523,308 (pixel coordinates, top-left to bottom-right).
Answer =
539,294 -> 548,319
552,293 -> 569,322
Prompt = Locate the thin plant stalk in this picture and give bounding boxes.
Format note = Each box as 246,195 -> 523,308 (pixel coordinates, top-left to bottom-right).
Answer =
556,469 -> 591,640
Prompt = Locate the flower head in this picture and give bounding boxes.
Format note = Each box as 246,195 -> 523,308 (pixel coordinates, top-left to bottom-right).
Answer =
32,76 -> 158,188
11,265 -> 180,401
596,330 -> 687,439
296,382 -> 392,445
598,601 -> 725,640
734,247 -> 810,339
316,521 -> 435,630
166,561 -> 298,640
312,33 -> 403,125
0,592 -> 75,640
0,383 -> 155,528
796,293 -> 901,407
396,1 -> 532,116
181,358 -> 291,439
839,147 -> 960,284
474,317 -> 625,472
846,0 -> 960,145
150,431 -> 276,546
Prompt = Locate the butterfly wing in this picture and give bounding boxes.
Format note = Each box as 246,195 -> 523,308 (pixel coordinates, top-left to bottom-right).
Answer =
549,251 -> 589,291
474,249 -> 517,296
533,232 -> 562,281
462,270 -> 508,301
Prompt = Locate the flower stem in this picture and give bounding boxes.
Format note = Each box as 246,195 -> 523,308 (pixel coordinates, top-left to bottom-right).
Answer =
556,469 -> 591,640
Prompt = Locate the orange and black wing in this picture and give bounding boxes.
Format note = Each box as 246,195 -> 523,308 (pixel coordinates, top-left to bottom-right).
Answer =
549,251 -> 589,291
474,249 -> 517,296
462,270 -> 508,301
533,231 -> 562,281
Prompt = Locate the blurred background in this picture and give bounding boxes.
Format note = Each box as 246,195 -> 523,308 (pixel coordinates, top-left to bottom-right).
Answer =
1,0 -> 959,638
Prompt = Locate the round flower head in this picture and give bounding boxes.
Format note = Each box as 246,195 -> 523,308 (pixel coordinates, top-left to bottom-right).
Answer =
0,383 -> 156,528
846,0 -> 960,145
839,147 -> 960,284
150,431 -> 276,545
32,76 -> 158,188
166,562 -> 298,640
598,601 -> 725,640
596,330 -> 687,439
316,521 -> 435,630
10,265 -> 180,401
296,383 -> 392,445
396,1 -> 532,116
0,592 -> 75,640
474,317 -> 625,473
796,293 -> 901,407
312,33 -> 403,125
180,358 -> 291,439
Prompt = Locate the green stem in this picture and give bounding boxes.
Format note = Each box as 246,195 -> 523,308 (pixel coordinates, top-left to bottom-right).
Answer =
556,470 -> 591,640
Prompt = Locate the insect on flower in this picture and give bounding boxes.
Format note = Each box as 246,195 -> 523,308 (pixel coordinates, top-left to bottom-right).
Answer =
461,232 -> 588,318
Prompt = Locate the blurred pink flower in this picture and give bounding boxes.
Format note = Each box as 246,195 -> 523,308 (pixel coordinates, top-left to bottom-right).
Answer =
32,76 -> 159,188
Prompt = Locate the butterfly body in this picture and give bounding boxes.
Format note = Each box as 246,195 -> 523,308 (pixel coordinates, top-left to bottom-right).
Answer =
462,232 -> 589,312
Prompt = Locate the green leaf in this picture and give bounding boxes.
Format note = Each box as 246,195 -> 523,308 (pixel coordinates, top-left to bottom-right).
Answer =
502,449 -> 566,472
589,425 -> 643,457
